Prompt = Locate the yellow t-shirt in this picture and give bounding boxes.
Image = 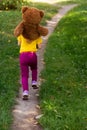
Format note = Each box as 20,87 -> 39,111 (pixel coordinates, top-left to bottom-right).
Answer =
17,35 -> 42,53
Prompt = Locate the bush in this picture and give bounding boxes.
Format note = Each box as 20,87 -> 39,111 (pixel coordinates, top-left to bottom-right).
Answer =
0,0 -> 24,10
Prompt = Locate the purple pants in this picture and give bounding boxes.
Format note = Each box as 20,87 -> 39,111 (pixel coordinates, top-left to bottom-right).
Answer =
19,52 -> 37,91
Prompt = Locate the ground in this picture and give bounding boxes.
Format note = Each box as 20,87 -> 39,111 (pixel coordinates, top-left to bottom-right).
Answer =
11,4 -> 77,130
30,0 -> 59,4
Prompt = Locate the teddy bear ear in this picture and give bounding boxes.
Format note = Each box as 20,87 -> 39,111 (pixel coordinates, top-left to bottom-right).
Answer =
22,6 -> 28,13
40,11 -> 44,18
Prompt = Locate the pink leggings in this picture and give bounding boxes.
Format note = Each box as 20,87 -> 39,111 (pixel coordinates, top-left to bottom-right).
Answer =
19,52 -> 37,91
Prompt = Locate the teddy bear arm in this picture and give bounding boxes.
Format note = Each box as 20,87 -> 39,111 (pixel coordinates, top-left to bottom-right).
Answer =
14,22 -> 24,37
38,26 -> 48,36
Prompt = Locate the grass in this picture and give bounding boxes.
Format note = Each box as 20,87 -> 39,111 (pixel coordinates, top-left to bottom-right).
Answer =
39,2 -> 87,130
0,11 -> 20,130
56,0 -> 87,5
0,3 -> 60,130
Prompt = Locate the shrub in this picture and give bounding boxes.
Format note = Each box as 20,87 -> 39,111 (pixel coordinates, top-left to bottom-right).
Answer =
0,0 -> 24,10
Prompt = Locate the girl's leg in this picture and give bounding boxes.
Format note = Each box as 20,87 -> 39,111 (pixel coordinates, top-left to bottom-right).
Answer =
30,53 -> 37,81
21,65 -> 29,91
32,69 -> 37,82
30,53 -> 38,89
19,53 -> 29,92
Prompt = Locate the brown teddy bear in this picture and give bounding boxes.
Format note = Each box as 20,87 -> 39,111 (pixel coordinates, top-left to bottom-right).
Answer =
14,6 -> 48,40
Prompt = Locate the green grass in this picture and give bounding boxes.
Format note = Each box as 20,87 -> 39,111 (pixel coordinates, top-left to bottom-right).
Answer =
0,3 -> 60,130
0,11 -> 20,130
56,0 -> 87,5
39,2 -> 87,130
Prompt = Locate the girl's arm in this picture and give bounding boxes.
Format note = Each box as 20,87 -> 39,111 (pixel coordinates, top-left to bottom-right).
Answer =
37,43 -> 42,49
36,43 -> 42,49
17,35 -> 21,46
18,41 -> 21,46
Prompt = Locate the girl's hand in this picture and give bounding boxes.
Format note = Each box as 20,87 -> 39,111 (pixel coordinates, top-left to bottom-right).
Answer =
18,41 -> 21,46
36,44 -> 42,49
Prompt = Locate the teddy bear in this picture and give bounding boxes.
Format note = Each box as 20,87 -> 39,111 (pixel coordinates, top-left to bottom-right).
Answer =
14,6 -> 48,40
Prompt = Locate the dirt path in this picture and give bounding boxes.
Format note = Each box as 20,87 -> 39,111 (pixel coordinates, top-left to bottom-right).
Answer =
31,0 -> 59,4
11,4 -> 77,130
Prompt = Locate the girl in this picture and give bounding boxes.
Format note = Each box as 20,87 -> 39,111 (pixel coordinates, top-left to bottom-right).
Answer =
17,35 -> 42,100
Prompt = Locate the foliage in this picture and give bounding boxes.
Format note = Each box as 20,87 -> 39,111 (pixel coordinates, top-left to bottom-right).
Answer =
0,0 -> 26,10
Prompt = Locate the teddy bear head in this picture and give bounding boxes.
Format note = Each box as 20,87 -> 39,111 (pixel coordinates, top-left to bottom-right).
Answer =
14,6 -> 48,40
22,6 -> 44,24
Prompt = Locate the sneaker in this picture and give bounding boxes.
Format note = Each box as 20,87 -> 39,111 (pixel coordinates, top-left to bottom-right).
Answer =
22,90 -> 29,100
32,81 -> 38,89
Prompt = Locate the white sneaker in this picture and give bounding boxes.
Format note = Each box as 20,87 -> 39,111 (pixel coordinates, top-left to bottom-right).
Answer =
32,81 -> 38,89
22,90 -> 29,100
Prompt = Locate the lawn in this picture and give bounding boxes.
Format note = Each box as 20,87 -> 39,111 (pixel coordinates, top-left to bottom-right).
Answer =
39,1 -> 87,130
0,10 -> 20,130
